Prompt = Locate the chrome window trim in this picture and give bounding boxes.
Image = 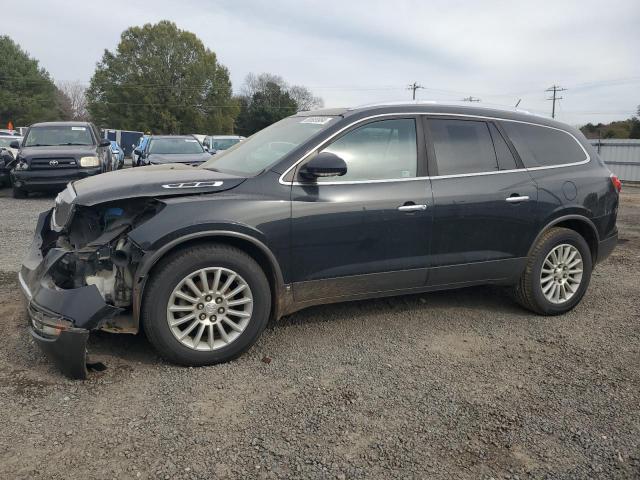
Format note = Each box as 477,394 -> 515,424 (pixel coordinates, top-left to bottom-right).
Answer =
278,112 -> 590,186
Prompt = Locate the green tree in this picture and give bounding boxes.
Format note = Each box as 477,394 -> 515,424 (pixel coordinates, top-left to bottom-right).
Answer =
235,81 -> 298,136
86,21 -> 237,134
0,36 -> 69,126
629,117 -> 640,139
235,73 -> 323,135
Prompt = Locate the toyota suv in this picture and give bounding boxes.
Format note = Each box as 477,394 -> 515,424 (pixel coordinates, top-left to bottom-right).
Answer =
10,121 -> 112,198
18,103 -> 619,378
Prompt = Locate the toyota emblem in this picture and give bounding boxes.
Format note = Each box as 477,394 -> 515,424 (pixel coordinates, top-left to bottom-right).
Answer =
49,160 -> 59,166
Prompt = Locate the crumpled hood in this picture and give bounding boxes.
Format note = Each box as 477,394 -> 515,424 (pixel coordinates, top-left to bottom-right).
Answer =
147,152 -> 211,164
71,163 -> 246,206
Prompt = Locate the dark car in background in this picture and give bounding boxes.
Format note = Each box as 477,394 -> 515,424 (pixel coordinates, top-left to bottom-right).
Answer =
10,122 -> 112,198
134,135 -> 211,166
18,103 -> 619,378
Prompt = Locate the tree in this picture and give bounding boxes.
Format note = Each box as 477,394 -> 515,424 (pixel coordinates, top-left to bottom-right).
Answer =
0,36 -> 69,126
630,117 -> 640,139
235,73 -> 323,135
86,21 -> 238,134
57,80 -> 89,120
235,81 -> 297,136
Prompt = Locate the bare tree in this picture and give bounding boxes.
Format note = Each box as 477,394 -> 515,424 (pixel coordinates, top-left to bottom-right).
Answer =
289,85 -> 324,111
240,73 -> 323,111
56,80 -> 89,120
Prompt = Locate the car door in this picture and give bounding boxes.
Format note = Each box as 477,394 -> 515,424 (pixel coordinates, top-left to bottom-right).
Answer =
289,116 -> 433,304
424,116 -> 538,286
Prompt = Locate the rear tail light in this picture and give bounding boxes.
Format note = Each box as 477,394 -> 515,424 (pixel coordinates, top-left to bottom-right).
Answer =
610,174 -> 622,193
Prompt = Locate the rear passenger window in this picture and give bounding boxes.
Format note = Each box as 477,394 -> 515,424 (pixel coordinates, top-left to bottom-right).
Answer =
428,119 -> 498,175
501,122 -> 587,167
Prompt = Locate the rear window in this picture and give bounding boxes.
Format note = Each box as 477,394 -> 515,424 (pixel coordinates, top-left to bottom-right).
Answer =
501,122 -> 587,168
428,119 -> 499,175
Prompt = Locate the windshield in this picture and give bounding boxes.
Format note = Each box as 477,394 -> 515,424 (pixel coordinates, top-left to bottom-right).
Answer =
201,116 -> 339,175
24,125 -> 94,147
211,138 -> 240,150
149,137 -> 204,154
0,137 -> 20,148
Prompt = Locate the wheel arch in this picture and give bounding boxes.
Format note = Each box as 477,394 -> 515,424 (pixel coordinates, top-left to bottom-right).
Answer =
529,214 -> 600,262
132,231 -> 287,327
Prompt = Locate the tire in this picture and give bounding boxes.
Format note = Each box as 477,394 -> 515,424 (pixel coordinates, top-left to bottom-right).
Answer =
142,244 -> 271,366
12,186 -> 27,198
512,227 -> 592,315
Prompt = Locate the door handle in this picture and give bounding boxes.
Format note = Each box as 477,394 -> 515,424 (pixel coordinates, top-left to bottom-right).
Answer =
505,195 -> 530,203
398,204 -> 428,212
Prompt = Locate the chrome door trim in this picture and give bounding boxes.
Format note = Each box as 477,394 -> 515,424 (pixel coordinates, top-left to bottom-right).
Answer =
278,112 -> 590,186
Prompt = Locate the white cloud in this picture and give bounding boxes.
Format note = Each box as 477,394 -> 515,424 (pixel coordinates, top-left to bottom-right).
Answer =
4,0 -> 640,124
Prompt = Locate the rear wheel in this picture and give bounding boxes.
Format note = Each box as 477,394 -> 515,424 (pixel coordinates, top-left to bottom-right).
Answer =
512,227 -> 592,315
12,186 -> 27,198
142,244 -> 271,366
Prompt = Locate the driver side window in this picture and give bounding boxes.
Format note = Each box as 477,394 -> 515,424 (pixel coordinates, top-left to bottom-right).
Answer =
317,118 -> 417,182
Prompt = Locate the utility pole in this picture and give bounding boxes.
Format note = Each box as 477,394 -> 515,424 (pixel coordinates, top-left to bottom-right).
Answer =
407,82 -> 424,100
545,85 -> 566,119
462,96 -> 481,102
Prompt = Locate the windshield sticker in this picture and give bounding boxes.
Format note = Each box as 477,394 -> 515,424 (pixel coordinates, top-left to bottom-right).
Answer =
71,126 -> 87,131
300,117 -> 333,125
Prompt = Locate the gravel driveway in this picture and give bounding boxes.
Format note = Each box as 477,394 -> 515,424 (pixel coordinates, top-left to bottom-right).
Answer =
0,186 -> 638,479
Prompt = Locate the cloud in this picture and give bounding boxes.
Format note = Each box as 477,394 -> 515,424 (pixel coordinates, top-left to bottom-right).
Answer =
4,0 -> 640,125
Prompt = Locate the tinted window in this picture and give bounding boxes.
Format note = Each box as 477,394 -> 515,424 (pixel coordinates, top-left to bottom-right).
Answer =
488,123 -> 517,170
317,118 -> 417,182
429,119 -> 498,175
501,122 -> 587,167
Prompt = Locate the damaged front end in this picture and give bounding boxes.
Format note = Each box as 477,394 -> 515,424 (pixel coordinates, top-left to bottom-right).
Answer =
19,185 -> 161,379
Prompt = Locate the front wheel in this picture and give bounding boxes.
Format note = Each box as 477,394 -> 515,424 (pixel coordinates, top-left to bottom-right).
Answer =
142,244 -> 271,366
512,227 -> 592,315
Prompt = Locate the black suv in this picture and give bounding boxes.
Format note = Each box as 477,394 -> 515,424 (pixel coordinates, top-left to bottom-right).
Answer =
19,104 -> 619,378
10,121 -> 112,198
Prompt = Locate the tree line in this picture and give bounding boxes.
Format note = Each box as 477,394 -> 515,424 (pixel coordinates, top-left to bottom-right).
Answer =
0,21 -> 323,136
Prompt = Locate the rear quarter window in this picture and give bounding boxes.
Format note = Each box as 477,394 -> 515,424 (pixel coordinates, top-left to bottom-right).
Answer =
501,122 -> 587,168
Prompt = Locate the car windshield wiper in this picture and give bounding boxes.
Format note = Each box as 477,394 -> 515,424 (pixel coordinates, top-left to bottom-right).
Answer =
25,144 -> 53,147
61,143 -> 91,146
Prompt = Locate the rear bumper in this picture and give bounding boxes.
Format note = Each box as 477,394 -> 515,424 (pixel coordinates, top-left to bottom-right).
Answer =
19,209 -> 120,379
11,167 -> 101,191
597,230 -> 617,264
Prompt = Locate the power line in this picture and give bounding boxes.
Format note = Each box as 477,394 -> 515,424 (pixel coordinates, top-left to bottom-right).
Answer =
546,85 -> 566,119
407,82 -> 425,100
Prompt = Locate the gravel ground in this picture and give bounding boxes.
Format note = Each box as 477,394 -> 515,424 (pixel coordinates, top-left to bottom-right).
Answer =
0,186 -> 638,479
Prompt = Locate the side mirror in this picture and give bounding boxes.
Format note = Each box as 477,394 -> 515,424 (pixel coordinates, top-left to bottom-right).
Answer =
203,145 -> 209,152
133,148 -> 142,156
99,139 -> 111,147
10,140 -> 20,149
299,152 -> 347,179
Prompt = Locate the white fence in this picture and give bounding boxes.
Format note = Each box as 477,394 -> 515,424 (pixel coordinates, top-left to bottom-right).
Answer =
589,139 -> 640,182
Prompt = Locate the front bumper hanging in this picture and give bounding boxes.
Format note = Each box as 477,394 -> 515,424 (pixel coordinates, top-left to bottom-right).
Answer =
20,209 -> 121,379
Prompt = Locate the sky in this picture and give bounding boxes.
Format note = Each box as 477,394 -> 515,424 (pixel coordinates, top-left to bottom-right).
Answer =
4,0 -> 640,126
